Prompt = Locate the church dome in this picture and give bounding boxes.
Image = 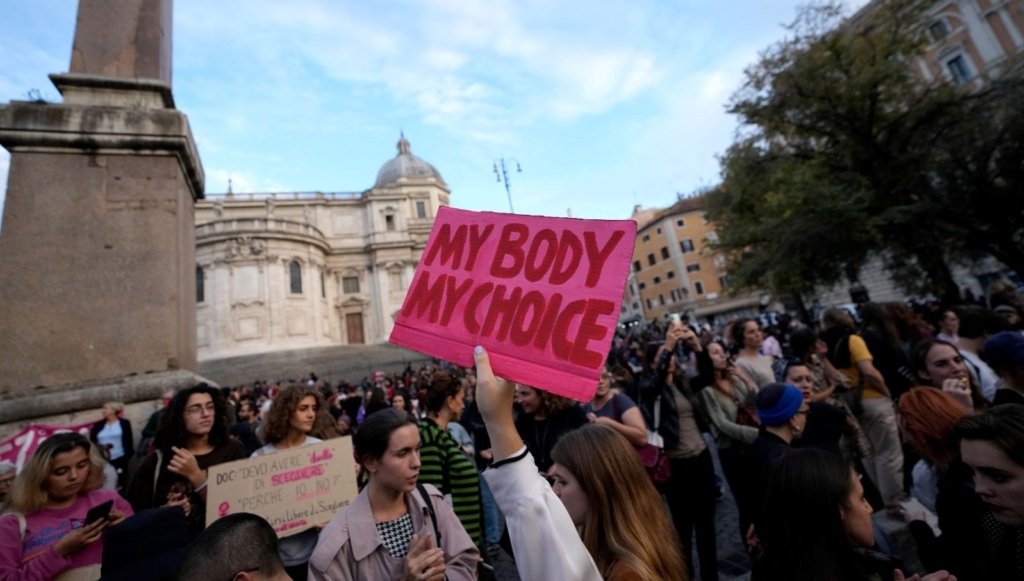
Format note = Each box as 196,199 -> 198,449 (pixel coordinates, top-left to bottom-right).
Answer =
374,135 -> 446,188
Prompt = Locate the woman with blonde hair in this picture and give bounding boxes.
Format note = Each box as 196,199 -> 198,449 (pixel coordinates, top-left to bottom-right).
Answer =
89,401 -> 134,490
550,423 -> 688,580
253,384 -> 326,579
0,433 -> 133,579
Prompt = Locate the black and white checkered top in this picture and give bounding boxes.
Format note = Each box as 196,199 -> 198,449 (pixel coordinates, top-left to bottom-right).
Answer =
375,512 -> 415,558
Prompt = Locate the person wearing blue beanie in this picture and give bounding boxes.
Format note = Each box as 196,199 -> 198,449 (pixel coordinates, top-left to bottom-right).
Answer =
750,384 -> 809,513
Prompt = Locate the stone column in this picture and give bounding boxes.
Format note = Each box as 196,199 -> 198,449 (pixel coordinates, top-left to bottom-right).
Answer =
0,0 -> 207,430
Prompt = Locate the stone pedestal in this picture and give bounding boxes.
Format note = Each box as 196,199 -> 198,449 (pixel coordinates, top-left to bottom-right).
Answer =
0,83 -> 204,401
0,0 -> 206,417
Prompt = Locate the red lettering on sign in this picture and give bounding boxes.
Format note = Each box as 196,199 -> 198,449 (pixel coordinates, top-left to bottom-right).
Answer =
550,231 -> 582,285
439,276 -> 474,326
583,230 -> 626,288
482,285 -> 522,341
524,229 -> 558,283
490,224 -> 529,279
423,224 -> 467,269
404,271 -> 446,322
466,224 -> 495,270
510,290 -> 546,346
464,282 -> 494,334
571,299 -> 615,368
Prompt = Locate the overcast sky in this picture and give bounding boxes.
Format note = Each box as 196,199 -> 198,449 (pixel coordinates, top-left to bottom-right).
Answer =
0,0 -> 868,222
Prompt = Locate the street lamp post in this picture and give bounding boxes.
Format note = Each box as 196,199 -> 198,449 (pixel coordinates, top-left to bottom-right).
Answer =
493,157 -> 521,213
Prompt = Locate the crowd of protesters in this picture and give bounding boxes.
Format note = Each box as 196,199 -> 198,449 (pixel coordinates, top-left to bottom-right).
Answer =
2,280 -> 1024,580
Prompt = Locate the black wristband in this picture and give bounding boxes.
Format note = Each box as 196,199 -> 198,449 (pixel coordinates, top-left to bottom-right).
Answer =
489,447 -> 529,470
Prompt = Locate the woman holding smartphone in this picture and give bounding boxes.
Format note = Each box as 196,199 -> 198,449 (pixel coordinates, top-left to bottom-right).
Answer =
0,433 -> 133,580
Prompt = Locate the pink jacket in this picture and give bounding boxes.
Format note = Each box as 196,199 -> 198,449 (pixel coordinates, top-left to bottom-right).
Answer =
309,483 -> 479,580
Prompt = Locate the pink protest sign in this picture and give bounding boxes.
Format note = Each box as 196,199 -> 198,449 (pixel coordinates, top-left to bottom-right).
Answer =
0,422 -> 94,472
389,207 -> 636,401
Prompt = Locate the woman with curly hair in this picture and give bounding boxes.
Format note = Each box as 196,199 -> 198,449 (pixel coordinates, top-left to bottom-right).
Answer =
252,384 -> 325,579
126,383 -> 245,534
0,433 -> 133,580
514,385 -> 587,473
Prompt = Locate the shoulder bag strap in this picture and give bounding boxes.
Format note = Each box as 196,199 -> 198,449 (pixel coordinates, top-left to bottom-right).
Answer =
416,482 -> 441,546
153,449 -> 163,498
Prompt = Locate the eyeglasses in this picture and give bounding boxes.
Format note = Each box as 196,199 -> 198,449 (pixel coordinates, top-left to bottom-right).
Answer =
185,403 -> 216,417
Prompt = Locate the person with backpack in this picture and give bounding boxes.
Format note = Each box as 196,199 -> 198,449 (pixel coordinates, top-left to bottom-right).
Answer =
821,307 -> 905,513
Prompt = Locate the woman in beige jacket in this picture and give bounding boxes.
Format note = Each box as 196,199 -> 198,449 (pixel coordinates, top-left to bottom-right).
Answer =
309,408 -> 479,580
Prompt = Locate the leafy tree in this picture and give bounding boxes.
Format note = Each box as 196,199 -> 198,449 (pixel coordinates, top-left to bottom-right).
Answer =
706,0 -> 1024,303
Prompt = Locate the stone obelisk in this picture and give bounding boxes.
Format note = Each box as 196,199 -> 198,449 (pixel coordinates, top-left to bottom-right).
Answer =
0,0 -> 206,429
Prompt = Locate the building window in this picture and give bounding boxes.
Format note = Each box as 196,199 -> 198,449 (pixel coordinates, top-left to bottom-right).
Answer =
385,214 -> 396,231
633,260 -> 642,273
670,289 -> 678,302
632,302 -> 640,311
680,239 -> 695,253
639,282 -> 647,290
289,261 -> 302,294
389,269 -> 404,291
642,234 -> 650,243
719,275 -> 732,289
646,298 -> 652,309
946,55 -> 971,85
714,255 -> 727,268
694,281 -> 704,295
929,19 -> 949,41
416,200 -> 427,219
343,276 -> 360,294
659,294 -> 665,306
647,253 -> 656,266
321,270 -> 326,298
667,271 -> 675,279
654,276 -> 661,284
676,218 -> 684,227
706,231 -> 719,244
660,247 -> 669,260
687,264 -> 700,272
196,265 -> 204,303
656,227 -> 662,234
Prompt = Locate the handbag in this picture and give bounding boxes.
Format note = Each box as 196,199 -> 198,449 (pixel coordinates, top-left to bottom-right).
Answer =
638,393 -> 672,490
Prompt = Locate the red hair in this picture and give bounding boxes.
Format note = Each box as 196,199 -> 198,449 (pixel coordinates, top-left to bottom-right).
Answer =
898,387 -> 969,469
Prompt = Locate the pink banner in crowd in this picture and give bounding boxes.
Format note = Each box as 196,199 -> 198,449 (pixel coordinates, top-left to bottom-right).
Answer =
0,422 -> 93,472
389,207 -> 636,402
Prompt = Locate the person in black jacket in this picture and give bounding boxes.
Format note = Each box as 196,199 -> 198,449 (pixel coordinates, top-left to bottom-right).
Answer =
89,401 -> 134,490
637,322 -> 718,580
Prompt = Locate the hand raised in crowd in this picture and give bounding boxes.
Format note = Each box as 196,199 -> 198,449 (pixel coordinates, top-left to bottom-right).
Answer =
940,378 -> 972,410
53,517 -> 106,557
473,346 -> 524,464
402,533 -> 446,581
168,446 -> 204,487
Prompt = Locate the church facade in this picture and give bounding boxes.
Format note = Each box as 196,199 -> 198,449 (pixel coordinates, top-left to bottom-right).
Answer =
193,136 -> 447,360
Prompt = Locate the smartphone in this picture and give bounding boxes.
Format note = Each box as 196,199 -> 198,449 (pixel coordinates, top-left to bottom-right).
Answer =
668,313 -> 682,324
84,499 -> 114,524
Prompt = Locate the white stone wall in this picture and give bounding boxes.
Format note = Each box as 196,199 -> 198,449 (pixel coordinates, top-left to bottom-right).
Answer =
195,177 -> 446,361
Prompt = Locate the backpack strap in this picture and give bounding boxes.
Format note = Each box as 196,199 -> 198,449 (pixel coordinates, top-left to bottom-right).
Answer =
416,482 -> 441,546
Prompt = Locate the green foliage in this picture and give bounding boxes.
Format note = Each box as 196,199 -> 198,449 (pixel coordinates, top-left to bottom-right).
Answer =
707,0 -> 1024,301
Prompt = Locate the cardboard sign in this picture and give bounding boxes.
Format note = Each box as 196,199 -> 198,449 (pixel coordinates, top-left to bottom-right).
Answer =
206,438 -> 359,537
390,207 -> 636,401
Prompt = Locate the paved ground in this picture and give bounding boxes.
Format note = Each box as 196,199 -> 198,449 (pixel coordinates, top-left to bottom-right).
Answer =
197,343 -> 433,387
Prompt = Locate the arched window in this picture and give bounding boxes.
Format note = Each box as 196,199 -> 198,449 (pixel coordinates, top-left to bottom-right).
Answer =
289,261 -> 302,294
196,265 -> 205,303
